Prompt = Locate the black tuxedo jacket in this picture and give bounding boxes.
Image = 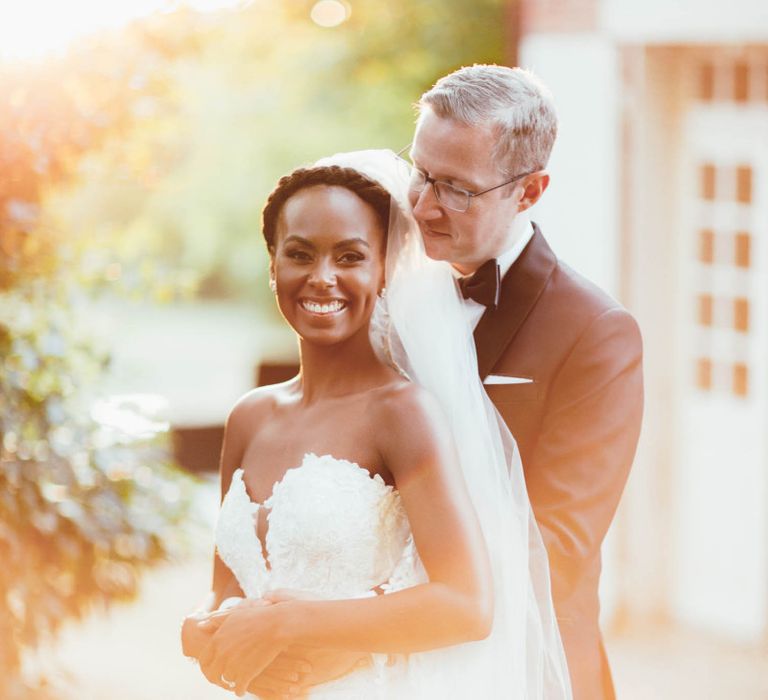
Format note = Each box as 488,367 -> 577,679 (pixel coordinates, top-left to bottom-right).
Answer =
476,225 -> 643,700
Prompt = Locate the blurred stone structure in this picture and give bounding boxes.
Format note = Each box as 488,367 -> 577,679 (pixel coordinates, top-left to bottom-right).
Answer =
172,361 -> 298,475
516,0 -> 768,645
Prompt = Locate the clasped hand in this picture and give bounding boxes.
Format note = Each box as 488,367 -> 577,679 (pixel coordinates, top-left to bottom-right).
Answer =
192,598 -> 287,697
184,590 -> 371,698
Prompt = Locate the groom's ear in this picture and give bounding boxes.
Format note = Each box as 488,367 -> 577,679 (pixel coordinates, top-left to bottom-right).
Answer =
516,171 -> 550,213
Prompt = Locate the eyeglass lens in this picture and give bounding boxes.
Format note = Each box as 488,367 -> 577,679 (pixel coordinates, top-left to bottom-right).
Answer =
409,169 -> 468,211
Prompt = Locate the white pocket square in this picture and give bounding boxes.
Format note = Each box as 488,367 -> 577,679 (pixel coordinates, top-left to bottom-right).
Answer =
483,375 -> 534,385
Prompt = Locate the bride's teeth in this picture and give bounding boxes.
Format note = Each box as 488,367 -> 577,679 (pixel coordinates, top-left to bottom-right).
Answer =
303,300 -> 344,314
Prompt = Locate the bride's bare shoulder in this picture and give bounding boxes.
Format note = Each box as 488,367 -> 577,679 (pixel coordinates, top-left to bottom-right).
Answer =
226,378 -> 298,430
374,379 -> 445,436
372,380 -> 456,482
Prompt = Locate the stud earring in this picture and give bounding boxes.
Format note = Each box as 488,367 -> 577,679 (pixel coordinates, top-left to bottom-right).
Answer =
269,279 -> 277,293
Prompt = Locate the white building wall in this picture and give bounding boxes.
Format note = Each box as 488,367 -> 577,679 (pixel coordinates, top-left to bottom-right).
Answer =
519,34 -> 620,296
519,0 -> 768,644
601,0 -> 768,43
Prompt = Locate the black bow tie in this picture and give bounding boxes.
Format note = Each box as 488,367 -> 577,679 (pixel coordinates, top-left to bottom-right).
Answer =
458,258 -> 500,309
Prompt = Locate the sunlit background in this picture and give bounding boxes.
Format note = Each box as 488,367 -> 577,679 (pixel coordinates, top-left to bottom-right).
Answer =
0,1 -> 253,60
1,0 -> 767,697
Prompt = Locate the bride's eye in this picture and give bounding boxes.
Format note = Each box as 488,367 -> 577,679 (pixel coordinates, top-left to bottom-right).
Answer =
285,249 -> 312,262
338,251 -> 365,264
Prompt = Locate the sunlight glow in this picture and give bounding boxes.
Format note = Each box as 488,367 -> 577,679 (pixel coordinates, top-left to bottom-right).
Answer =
91,394 -> 170,441
310,0 -> 350,28
0,0 -> 252,61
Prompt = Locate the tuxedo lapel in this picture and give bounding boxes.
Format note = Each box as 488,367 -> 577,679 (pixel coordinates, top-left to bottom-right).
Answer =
474,223 -> 557,379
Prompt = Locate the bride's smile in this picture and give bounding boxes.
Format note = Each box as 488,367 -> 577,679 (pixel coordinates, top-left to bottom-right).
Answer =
299,297 -> 347,315
270,184 -> 386,347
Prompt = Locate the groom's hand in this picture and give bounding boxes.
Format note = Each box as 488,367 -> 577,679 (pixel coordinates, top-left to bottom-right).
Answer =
247,645 -> 371,698
245,589 -> 371,697
245,649 -> 313,699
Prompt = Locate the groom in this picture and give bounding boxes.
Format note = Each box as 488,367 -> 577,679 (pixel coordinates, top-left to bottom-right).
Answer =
408,65 -> 643,699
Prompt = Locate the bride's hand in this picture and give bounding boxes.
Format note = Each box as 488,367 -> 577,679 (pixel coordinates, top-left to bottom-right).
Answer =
199,599 -> 287,697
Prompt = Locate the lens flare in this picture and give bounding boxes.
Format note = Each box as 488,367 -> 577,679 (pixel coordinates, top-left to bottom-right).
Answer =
310,0 -> 350,28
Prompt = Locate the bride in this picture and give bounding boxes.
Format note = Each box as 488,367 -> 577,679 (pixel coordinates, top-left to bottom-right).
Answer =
181,149 -> 571,699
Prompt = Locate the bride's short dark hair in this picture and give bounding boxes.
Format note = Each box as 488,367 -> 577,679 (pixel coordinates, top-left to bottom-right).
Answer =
262,165 -> 391,253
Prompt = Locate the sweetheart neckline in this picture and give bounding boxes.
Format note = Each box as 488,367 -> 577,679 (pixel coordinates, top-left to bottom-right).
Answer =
232,452 -> 393,508
216,451 -> 415,604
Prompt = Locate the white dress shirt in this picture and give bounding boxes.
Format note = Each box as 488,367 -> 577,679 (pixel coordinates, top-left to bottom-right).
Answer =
457,214 -> 534,330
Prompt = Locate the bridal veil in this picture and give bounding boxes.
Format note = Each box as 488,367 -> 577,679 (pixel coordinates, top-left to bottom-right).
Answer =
314,149 -> 572,699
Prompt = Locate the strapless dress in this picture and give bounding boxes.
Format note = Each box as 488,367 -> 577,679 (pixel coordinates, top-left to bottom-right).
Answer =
215,453 -> 425,698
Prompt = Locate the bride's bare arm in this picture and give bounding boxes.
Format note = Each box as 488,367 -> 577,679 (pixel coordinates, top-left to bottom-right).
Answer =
200,383 -> 493,695
181,399 -> 248,660
184,391 -> 363,697
285,383 -> 493,648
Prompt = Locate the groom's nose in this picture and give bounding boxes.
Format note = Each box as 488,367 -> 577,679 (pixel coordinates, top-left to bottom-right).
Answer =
410,182 -> 442,221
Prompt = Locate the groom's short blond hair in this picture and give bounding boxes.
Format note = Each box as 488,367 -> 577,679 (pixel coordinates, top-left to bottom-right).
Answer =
418,64 -> 558,177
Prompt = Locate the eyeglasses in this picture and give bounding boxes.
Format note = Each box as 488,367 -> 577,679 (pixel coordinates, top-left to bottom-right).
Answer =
396,145 -> 536,213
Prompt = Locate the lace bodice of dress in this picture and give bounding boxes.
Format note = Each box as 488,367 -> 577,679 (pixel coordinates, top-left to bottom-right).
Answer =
215,453 -> 420,601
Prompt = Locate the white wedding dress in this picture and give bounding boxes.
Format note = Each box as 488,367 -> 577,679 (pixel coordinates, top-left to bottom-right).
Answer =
215,453 -> 426,699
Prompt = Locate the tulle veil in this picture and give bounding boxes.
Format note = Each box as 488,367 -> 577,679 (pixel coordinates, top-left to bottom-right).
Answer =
314,149 -> 572,699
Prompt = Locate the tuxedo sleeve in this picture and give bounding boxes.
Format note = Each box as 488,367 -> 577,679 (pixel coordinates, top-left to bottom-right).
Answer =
524,306 -> 643,602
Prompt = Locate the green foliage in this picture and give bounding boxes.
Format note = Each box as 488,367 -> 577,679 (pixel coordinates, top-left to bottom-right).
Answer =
0,282 -> 194,698
0,17 -> 203,698
47,0 -> 506,301
1,11 -> 204,293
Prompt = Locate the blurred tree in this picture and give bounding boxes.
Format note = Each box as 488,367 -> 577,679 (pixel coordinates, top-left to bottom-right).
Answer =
0,15 -> 203,698
0,2 -> 507,695
47,0 -> 506,301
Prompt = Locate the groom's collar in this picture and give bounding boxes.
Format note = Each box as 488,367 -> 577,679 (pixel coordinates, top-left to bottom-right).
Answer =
473,222 -> 558,379
449,214 -> 533,281
497,215 -> 534,279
